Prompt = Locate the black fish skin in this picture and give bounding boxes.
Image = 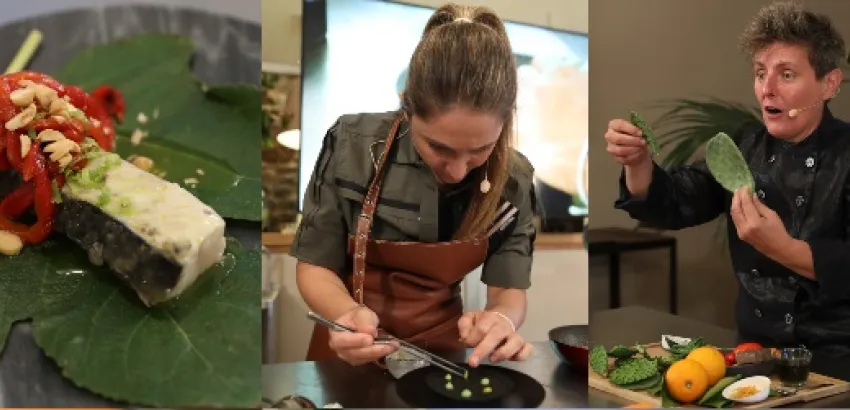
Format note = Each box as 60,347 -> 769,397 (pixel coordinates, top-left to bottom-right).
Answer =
55,195 -> 182,306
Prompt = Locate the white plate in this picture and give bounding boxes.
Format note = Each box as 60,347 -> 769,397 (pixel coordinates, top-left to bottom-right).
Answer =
722,376 -> 771,403
661,334 -> 691,350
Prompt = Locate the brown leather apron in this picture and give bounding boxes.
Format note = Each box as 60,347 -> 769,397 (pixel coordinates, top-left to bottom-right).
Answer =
306,114 -> 489,360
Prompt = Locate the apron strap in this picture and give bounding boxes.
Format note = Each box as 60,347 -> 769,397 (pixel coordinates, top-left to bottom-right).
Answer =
352,112 -> 405,304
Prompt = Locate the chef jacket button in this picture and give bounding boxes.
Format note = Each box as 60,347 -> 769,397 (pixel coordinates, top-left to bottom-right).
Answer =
796,196 -> 805,207
786,313 -> 794,324
768,155 -> 776,163
805,157 -> 815,168
754,309 -> 763,318
756,189 -> 765,199
751,268 -> 760,277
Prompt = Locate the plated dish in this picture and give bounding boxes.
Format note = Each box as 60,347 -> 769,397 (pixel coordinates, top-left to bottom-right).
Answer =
0,26 -> 261,409
396,363 -> 545,408
0,71 -> 226,306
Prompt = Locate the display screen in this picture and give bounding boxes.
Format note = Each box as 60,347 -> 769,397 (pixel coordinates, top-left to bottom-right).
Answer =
300,0 -> 588,230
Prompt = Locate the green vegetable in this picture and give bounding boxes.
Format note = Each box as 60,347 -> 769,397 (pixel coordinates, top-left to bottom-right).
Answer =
608,345 -> 638,358
445,382 -> 453,390
615,357 -> 637,368
698,375 -> 741,406
50,180 -> 62,204
481,377 -> 489,385
590,345 -> 609,377
646,375 -> 664,396
55,34 -> 261,221
445,373 -> 452,380
705,132 -> 755,193
618,372 -> 662,391
0,237 -> 260,407
483,386 -> 492,394
661,383 -> 680,408
654,355 -> 675,371
629,111 -> 660,155
609,358 -> 659,386
461,389 -> 472,398
668,337 -> 707,361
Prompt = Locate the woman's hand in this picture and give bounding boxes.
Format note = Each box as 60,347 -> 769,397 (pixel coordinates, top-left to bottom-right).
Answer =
329,305 -> 398,366
458,310 -> 534,367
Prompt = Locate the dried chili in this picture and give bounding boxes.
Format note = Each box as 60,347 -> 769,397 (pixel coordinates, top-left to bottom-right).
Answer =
0,71 -> 125,245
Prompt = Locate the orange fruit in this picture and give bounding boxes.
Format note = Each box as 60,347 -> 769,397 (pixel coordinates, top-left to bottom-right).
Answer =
623,403 -> 654,408
665,359 -> 709,403
686,346 -> 727,385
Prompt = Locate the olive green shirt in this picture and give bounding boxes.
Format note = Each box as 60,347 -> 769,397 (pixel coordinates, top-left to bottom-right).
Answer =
290,111 -> 537,289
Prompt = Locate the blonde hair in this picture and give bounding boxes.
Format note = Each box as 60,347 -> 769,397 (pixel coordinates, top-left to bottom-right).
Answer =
402,3 -> 516,239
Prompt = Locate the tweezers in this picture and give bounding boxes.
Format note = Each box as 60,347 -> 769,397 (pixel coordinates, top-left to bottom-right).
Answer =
306,310 -> 468,378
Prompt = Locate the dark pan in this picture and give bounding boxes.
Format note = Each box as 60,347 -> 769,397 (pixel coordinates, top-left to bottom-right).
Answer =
395,363 -> 546,408
549,325 -> 589,373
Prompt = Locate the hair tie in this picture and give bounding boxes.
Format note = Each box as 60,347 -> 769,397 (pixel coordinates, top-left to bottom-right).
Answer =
454,17 -> 473,23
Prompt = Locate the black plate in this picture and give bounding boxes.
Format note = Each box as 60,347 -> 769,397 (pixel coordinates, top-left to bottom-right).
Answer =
396,363 -> 546,408
424,365 -> 515,402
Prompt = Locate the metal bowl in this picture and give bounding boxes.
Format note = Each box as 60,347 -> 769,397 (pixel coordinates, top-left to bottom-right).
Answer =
549,325 -> 589,373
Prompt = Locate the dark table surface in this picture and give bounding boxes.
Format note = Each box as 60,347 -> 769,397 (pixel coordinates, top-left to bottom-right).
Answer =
261,340 -> 588,408
0,4 -> 260,407
589,306 -> 850,408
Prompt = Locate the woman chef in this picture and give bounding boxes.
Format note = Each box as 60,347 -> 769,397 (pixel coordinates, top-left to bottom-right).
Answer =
290,3 -> 540,368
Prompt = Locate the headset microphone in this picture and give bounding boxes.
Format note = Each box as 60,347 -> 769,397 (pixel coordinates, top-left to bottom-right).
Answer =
788,88 -> 841,118
787,101 -> 823,118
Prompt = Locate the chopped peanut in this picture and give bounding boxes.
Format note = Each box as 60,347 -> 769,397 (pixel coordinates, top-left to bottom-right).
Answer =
37,129 -> 64,142
130,129 -> 147,145
0,230 -> 24,256
4,103 -> 37,130
57,154 -> 73,168
19,134 -> 31,158
33,84 -> 58,108
131,156 -> 154,172
48,98 -> 69,117
10,87 -> 35,107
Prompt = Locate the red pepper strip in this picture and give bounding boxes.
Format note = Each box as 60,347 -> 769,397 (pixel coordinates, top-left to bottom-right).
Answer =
90,85 -> 126,123
0,77 -> 19,121
3,71 -> 66,94
0,131 -> 7,171
0,182 -> 34,219
5,130 -> 22,170
0,145 -> 54,244
26,146 -> 55,244
30,117 -> 86,143
62,85 -> 115,151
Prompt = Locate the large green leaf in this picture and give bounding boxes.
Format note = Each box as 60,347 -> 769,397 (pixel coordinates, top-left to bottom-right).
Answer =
53,33 -> 261,221
0,237 -> 261,407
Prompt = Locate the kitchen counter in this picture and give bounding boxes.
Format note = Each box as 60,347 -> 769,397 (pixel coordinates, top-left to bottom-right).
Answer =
589,306 -> 850,408
261,341 -> 588,408
0,3 -> 259,407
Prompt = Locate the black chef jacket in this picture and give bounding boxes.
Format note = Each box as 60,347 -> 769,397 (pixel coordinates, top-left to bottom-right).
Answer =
614,106 -> 850,355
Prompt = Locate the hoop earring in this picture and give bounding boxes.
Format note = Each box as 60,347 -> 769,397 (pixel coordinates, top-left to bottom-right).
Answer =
480,161 -> 491,194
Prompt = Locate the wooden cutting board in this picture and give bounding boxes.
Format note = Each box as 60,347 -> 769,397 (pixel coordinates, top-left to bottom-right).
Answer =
588,343 -> 850,408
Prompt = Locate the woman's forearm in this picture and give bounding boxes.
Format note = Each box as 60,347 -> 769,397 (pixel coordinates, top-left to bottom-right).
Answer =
295,261 -> 359,320
485,287 -> 527,330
